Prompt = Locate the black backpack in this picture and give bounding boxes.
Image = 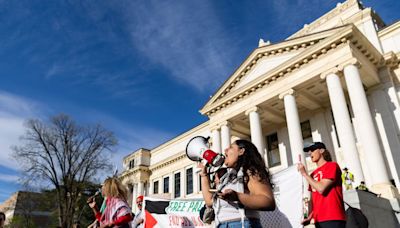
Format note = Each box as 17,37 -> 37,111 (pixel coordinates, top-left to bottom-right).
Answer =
344,202 -> 369,228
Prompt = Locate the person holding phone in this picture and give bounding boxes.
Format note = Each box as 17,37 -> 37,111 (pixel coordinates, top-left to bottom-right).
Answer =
199,139 -> 275,228
298,142 -> 346,228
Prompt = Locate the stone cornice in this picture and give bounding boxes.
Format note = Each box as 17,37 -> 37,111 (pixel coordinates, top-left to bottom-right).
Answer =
149,153 -> 187,172
201,26 -> 348,114
288,0 -> 361,39
200,25 -> 354,116
383,52 -> 400,69
123,148 -> 150,163
201,25 -> 384,117
120,165 -> 151,180
378,21 -> 400,38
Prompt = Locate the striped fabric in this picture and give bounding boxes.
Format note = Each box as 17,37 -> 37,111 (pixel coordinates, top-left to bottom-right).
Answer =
101,197 -> 132,227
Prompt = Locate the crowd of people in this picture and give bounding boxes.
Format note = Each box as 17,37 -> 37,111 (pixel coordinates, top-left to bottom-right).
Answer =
1,139 -> 375,228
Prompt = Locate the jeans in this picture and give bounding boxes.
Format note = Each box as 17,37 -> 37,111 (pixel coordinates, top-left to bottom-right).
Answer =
217,218 -> 262,228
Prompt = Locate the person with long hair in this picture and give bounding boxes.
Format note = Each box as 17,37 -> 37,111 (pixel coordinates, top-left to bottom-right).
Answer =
88,177 -> 133,228
298,142 -> 346,228
200,139 -> 276,228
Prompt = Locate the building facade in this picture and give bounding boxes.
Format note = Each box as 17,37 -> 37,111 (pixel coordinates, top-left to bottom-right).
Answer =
120,0 -> 400,211
0,191 -> 55,227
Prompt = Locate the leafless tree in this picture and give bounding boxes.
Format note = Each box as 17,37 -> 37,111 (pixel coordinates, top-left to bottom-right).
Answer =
13,114 -> 117,228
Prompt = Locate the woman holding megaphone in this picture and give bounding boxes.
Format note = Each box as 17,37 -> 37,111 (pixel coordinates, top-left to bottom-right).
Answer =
87,177 -> 133,228
199,139 -> 276,228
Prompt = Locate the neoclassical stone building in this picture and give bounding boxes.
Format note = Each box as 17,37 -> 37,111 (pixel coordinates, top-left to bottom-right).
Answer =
120,0 -> 400,210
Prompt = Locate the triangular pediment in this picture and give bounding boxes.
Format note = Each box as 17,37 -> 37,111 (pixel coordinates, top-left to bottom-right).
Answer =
201,26 -> 347,114
233,51 -> 300,91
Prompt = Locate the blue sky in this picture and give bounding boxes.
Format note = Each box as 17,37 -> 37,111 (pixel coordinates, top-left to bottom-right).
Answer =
0,0 -> 399,203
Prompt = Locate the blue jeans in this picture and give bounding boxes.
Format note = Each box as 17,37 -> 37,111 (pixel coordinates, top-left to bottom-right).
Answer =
217,218 -> 262,228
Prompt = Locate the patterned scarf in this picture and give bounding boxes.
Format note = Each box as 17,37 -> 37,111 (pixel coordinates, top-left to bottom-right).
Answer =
101,197 -> 132,227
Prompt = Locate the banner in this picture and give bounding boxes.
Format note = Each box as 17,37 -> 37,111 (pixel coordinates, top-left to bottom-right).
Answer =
143,197 -> 211,228
143,165 -> 303,228
260,165 -> 303,228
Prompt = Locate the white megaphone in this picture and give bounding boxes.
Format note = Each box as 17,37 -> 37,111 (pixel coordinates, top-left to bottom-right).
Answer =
186,136 -> 225,167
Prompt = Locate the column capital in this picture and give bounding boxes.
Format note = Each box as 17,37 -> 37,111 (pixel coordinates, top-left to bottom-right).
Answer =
245,106 -> 261,116
338,58 -> 361,71
278,89 -> 295,100
320,67 -> 340,80
220,120 -> 233,128
209,125 -> 220,132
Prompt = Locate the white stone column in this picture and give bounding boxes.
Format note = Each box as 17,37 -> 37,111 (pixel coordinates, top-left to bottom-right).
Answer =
279,89 -> 306,165
343,63 -> 395,196
323,70 -> 364,184
138,182 -> 144,196
211,127 -> 222,153
370,88 -> 400,189
245,106 -> 266,155
133,183 -> 138,212
220,121 -> 232,152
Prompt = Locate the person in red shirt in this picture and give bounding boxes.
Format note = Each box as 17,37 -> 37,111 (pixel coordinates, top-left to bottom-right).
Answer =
298,142 -> 346,228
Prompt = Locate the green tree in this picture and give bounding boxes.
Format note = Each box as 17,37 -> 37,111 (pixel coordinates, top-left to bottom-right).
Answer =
13,114 -> 117,228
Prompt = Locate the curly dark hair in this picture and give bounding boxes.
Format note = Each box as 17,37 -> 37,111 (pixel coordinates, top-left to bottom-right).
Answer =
234,139 -> 273,188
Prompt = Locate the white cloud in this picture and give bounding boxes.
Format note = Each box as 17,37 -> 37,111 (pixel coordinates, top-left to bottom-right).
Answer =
81,110 -> 176,172
0,90 -> 177,182
0,91 -> 45,170
123,0 -> 237,92
0,173 -> 20,183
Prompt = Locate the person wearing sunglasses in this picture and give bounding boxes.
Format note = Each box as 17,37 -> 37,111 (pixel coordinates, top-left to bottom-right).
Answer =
298,142 -> 346,228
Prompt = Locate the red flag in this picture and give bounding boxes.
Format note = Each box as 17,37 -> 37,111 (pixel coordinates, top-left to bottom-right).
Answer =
144,209 -> 158,228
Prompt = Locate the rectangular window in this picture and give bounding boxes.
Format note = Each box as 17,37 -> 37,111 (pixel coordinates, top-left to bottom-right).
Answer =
266,133 -> 281,167
174,172 -> 181,198
198,174 -> 202,191
153,180 -> 159,194
129,159 -> 135,169
301,120 -> 312,140
163,177 -> 169,193
186,168 -> 193,195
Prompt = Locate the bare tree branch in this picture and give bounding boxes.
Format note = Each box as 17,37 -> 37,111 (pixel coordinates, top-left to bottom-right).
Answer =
13,114 -> 117,228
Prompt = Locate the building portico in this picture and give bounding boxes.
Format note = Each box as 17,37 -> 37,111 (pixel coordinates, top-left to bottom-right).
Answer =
200,24 -> 399,198
120,1 -> 400,208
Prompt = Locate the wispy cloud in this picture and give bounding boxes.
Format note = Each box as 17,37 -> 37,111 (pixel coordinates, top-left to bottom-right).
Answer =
0,90 -> 176,181
122,0 -> 237,92
79,110 -> 176,171
0,91 -> 46,170
0,173 -> 20,183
